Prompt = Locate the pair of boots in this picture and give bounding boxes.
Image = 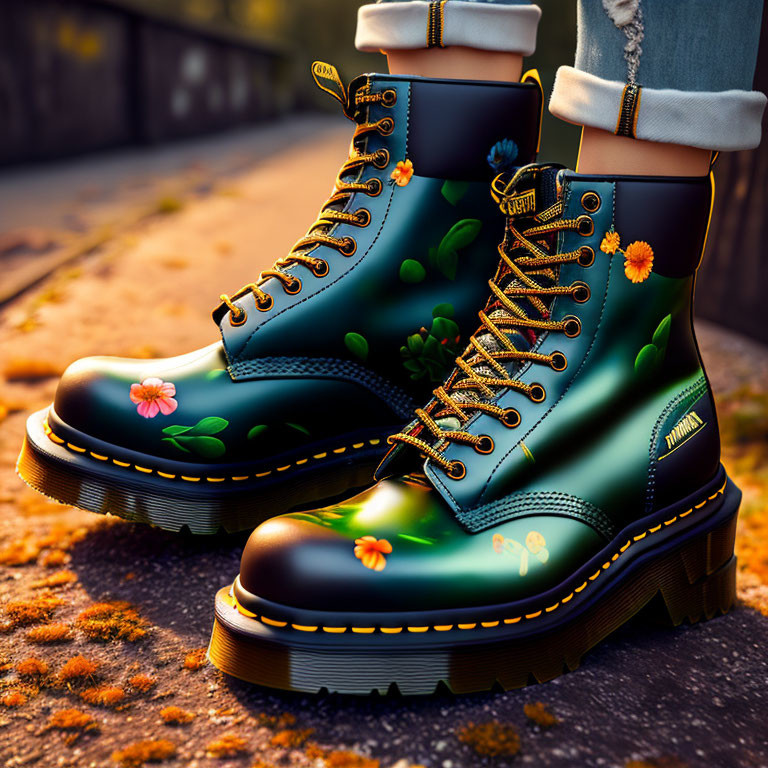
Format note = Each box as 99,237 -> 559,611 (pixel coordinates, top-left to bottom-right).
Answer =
18,64 -> 739,695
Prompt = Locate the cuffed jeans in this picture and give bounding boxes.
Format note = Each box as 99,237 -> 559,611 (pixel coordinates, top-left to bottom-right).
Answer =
356,0 -> 766,151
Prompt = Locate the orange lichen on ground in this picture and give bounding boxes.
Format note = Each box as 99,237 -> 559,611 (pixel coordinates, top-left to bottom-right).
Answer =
323,751 -> 380,768
45,708 -> 99,744
457,720 -> 521,758
160,705 -> 195,725
39,549 -> 69,568
524,701 -> 559,727
76,601 -> 147,642
59,655 -> 99,682
257,711 -> 296,729
1,691 -> 27,707
3,359 -> 63,381
128,673 -> 156,692
27,622 -> 73,643
112,739 -> 177,767
183,648 -> 207,670
0,536 -> 41,566
31,569 -> 77,589
3,593 -> 66,628
206,732 -> 250,758
16,657 -> 49,677
81,685 -> 126,707
270,727 -> 315,749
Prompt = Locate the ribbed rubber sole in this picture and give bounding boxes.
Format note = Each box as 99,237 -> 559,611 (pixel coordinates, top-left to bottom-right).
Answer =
17,409 -> 387,534
208,483 -> 739,695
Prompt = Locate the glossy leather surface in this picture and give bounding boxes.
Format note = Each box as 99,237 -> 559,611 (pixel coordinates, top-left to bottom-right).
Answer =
49,74 -> 541,466
237,170 -> 722,615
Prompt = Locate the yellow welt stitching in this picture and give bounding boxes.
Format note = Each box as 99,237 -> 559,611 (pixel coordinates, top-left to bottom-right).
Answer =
504,617 -> 521,624
352,442 -> 365,449
67,443 -> 86,453
134,466 -> 153,474
611,553 -> 620,561
333,447 -> 346,454
352,627 -> 376,634
113,459 -> 130,467
649,524 -> 662,533
276,465 -> 291,472
369,438 -> 381,445
588,570 -> 601,581
561,593 -> 574,604
49,433 -> 65,444
181,476 -> 200,482
231,476 -> 249,481
313,452 -> 328,459
261,616 -> 287,628
620,541 -> 631,552
89,452 -> 108,461
407,626 -> 429,633
255,471 -> 271,478
633,532 -> 647,541
525,611 -> 542,620
296,459 -> 308,465
434,625 -> 453,631
157,471 -> 176,479
664,517 -> 677,526
206,477 -> 225,483
679,509 -> 692,518
292,624 -> 318,632
695,500 -> 707,508
602,561 -> 611,570
380,627 -> 403,634
545,604 -> 559,613
322,626 -> 347,634
481,621 -> 500,628
574,581 -> 588,593
458,623 -> 477,630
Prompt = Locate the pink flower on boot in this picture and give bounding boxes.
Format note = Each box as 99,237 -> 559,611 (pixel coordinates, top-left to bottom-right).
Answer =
129,377 -> 178,418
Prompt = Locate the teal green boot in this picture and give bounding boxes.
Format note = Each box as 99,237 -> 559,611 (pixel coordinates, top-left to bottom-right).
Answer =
211,164 -> 739,693
17,64 -> 542,533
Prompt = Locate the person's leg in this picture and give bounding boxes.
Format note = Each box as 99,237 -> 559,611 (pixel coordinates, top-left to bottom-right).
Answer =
356,0 -> 541,83
550,0 -> 766,176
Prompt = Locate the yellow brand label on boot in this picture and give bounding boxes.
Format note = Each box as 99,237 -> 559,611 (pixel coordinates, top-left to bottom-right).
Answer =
659,410 -> 705,459
501,189 -> 536,217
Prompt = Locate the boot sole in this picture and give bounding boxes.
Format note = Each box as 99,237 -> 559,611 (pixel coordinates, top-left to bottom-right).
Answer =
208,471 -> 739,694
17,407 -> 391,534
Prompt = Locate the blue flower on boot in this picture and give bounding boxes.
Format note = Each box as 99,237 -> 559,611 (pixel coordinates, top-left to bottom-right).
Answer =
487,138 -> 519,172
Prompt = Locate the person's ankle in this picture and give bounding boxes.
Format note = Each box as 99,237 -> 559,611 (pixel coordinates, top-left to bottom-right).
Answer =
386,47 -> 523,83
576,127 -> 711,177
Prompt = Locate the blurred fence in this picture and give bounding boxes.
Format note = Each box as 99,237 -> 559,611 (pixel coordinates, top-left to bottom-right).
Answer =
0,0 -> 287,164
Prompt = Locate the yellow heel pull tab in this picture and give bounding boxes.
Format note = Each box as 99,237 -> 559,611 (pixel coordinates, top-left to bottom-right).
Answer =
521,68 -> 544,154
311,61 -> 347,107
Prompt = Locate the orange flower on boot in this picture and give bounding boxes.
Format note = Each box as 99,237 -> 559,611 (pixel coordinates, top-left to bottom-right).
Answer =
354,536 -> 392,571
390,159 -> 414,187
600,230 -> 620,255
623,240 -> 654,283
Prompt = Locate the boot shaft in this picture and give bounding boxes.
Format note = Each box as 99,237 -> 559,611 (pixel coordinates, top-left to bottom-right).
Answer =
388,167 -> 721,529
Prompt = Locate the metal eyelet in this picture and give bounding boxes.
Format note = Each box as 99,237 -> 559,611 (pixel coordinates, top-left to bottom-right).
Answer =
474,436 -> 495,455
311,260 -> 329,278
571,282 -> 591,303
377,117 -> 395,135
284,277 -> 302,295
581,191 -> 601,213
366,178 -> 383,196
563,316 -> 582,338
577,215 -> 594,237
381,89 -> 397,107
229,308 -> 247,327
339,237 -> 357,256
256,295 -> 273,312
446,461 -> 466,480
529,383 -> 546,403
355,208 -> 371,227
501,408 -> 521,428
372,149 -> 390,169
578,246 -> 595,267
550,351 -> 568,371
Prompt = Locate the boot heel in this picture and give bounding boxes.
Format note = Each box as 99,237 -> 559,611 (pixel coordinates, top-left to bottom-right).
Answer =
649,510 -> 738,627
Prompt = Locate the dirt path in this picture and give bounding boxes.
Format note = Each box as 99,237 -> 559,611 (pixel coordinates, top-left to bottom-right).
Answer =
1,124 -> 767,768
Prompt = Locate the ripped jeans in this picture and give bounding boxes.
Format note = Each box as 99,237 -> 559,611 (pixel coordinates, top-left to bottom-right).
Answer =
356,0 -> 766,151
